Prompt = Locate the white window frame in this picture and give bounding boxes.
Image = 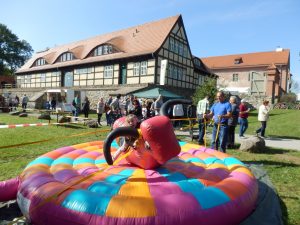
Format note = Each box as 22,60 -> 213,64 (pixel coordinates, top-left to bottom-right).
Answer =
40,73 -> 46,82
104,65 -> 113,78
140,61 -> 147,75
36,58 -> 46,66
94,46 -> 103,56
133,62 -> 140,76
26,75 -> 31,83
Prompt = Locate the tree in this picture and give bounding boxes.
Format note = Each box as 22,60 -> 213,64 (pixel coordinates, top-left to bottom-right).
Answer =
192,78 -> 218,105
0,23 -> 33,75
290,78 -> 300,94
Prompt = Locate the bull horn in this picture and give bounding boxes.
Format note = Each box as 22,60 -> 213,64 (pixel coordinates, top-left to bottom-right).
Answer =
103,127 -> 139,165
160,99 -> 192,116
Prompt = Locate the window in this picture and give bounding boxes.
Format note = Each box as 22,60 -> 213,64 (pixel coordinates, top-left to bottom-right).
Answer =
94,44 -> 114,56
168,63 -> 185,80
133,61 -> 148,76
94,46 -> 103,56
178,42 -> 183,56
170,38 -> 175,52
40,74 -> 46,82
104,65 -> 113,78
60,52 -> 74,62
183,46 -> 188,57
178,67 -> 183,80
25,75 -> 31,83
169,37 -> 187,57
168,64 -> 172,78
173,66 -> 178,79
194,58 -> 201,67
234,57 -> 242,64
174,41 -> 178,54
35,58 -> 46,66
233,73 -> 239,82
133,62 -> 140,76
140,61 -> 147,75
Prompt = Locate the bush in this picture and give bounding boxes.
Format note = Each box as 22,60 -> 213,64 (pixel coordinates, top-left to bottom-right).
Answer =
280,93 -> 297,103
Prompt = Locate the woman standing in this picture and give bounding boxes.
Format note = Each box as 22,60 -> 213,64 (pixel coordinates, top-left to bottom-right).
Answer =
256,100 -> 270,138
96,97 -> 105,126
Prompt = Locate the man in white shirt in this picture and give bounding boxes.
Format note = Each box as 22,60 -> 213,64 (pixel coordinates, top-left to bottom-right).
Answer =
196,96 -> 209,145
173,104 -> 184,129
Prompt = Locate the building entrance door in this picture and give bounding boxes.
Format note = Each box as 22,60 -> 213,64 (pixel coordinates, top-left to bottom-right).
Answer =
64,71 -> 74,87
119,64 -> 127,84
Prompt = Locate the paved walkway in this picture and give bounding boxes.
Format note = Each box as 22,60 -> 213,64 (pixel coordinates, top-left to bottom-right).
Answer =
175,129 -> 300,151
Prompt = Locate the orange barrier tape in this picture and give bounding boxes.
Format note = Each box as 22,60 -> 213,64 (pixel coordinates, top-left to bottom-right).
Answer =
0,129 -> 111,150
0,123 -> 49,129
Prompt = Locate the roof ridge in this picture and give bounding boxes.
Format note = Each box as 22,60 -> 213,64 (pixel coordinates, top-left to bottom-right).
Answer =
36,15 -> 181,53
201,49 -> 290,59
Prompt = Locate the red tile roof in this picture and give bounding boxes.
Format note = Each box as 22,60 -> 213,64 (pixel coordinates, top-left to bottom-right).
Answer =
201,49 -> 290,69
17,15 -> 180,74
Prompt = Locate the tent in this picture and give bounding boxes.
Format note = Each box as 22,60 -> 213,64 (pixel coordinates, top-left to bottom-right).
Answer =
132,87 -> 183,99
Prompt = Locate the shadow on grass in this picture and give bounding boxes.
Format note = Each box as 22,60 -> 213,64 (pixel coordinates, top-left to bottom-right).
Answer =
229,145 -> 293,155
243,160 -> 299,168
59,124 -> 86,129
258,146 -> 292,154
268,135 -> 300,140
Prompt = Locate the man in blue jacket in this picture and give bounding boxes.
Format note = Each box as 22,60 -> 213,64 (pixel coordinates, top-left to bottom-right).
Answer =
204,91 -> 232,153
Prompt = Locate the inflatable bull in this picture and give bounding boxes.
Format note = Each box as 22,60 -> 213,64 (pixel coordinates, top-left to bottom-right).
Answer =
103,99 -> 192,169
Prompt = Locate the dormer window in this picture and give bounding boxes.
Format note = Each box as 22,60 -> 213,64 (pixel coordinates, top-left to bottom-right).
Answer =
60,52 -> 74,62
34,58 -> 47,66
234,57 -> 243,64
94,44 -> 114,56
194,58 -> 201,67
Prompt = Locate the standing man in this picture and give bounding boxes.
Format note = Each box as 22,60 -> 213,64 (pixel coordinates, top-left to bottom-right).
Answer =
109,94 -> 121,125
173,103 -> 184,129
238,99 -> 250,138
227,96 -> 239,148
204,91 -> 232,153
72,94 -> 80,120
125,95 -> 135,115
22,94 -> 29,111
196,95 -> 209,145
153,95 -> 163,116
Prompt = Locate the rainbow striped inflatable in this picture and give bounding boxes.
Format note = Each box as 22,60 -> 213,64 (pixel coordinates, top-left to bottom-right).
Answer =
12,140 -> 258,225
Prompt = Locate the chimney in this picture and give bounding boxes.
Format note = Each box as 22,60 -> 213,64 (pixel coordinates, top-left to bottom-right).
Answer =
276,46 -> 283,52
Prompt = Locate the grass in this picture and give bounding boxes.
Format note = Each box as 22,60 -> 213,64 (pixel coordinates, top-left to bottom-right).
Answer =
246,109 -> 300,139
1,109 -> 300,224
0,112 -> 109,180
227,148 -> 300,225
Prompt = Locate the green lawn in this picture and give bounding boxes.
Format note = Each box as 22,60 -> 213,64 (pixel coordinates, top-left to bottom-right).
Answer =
246,109 -> 300,139
0,110 -> 300,225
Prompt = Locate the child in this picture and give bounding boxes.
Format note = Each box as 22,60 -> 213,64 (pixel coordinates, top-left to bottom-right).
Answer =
112,114 -> 139,161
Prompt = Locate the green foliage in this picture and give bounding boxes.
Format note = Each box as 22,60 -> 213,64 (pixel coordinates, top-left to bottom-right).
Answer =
0,23 -> 33,74
192,79 -> 218,105
280,93 -> 297,103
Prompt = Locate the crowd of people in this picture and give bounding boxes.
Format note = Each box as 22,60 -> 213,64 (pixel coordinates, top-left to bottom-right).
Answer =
1,89 -> 272,156
197,91 -> 270,153
67,93 -> 166,126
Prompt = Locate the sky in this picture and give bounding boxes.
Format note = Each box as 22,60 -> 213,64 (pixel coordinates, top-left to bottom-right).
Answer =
1,0 -> 300,91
